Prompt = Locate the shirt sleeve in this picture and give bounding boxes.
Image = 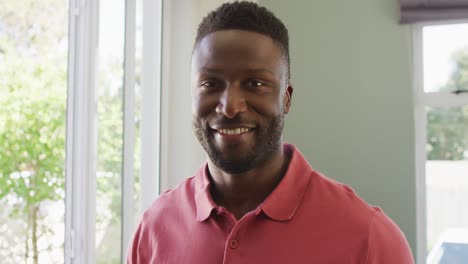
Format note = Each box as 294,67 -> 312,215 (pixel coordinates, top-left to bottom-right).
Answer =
126,219 -> 150,264
366,209 -> 415,264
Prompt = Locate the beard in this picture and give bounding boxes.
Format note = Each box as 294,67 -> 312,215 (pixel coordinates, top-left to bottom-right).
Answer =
193,114 -> 284,174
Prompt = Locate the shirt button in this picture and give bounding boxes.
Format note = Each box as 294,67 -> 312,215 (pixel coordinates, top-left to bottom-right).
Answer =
229,239 -> 238,249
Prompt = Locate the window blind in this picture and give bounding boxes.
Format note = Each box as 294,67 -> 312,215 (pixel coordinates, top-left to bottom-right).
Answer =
399,0 -> 468,23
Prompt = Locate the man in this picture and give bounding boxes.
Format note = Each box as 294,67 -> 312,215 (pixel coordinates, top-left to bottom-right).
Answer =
127,2 -> 414,263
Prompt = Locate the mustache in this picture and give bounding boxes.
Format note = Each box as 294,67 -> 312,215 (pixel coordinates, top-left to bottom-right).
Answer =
208,116 -> 257,128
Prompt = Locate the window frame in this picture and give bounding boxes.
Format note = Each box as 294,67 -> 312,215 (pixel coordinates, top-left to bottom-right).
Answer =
122,0 -> 136,260
413,19 -> 468,264
65,0 -> 99,263
139,0 -> 162,213
65,0 -> 162,263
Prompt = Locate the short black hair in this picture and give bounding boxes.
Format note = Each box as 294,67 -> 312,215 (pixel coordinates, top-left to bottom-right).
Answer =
195,1 -> 290,80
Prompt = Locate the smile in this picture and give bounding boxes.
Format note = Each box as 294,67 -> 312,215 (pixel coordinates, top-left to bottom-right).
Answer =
216,128 -> 252,135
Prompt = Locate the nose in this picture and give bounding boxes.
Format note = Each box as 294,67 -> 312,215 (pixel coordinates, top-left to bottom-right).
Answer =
215,84 -> 247,118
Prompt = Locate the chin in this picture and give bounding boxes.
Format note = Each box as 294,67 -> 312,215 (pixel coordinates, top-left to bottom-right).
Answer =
212,157 -> 253,174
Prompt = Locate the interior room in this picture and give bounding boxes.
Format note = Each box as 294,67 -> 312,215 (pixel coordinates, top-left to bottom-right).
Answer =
1,0 -> 467,263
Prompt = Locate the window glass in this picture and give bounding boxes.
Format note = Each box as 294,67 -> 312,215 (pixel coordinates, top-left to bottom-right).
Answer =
134,0 -> 143,226
424,22 -> 468,262
426,106 -> 468,252
0,0 -> 68,263
423,24 -> 468,93
96,0 -> 125,263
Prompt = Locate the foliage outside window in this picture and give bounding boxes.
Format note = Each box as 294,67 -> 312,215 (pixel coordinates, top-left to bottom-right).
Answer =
0,1 -> 131,263
0,1 -> 67,263
427,50 -> 468,161
423,24 -> 468,260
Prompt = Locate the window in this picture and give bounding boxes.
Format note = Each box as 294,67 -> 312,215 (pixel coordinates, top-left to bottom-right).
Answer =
1,0 -> 161,263
66,0 -> 160,263
95,0 -> 126,262
414,22 -> 468,263
0,1 -> 68,263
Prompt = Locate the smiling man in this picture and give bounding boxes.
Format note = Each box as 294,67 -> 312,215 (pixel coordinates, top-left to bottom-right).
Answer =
127,2 -> 414,263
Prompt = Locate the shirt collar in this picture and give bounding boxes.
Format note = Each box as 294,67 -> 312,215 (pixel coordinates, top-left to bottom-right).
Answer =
259,144 -> 311,221
195,164 -> 217,222
194,143 -> 312,222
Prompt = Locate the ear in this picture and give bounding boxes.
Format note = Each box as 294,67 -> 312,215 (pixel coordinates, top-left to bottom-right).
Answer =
283,84 -> 293,114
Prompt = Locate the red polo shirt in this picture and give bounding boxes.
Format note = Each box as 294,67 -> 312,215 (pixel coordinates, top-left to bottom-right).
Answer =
127,144 -> 414,263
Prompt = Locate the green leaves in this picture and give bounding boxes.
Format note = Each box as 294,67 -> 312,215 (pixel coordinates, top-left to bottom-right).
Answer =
427,49 -> 468,160
0,49 -> 66,212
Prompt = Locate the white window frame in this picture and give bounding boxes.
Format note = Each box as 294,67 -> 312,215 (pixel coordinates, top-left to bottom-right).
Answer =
65,0 -> 162,263
413,19 -> 468,264
65,0 -> 99,263
122,0 -> 136,260
122,0 -> 163,258
139,0 -> 163,213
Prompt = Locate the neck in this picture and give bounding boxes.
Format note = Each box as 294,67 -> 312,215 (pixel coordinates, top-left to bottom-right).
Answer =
207,144 -> 291,220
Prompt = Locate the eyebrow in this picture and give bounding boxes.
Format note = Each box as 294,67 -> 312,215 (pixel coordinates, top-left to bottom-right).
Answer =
199,67 -> 275,75
199,67 -> 224,75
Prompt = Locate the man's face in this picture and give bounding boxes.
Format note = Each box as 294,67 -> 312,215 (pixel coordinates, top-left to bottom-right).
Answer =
191,30 -> 292,174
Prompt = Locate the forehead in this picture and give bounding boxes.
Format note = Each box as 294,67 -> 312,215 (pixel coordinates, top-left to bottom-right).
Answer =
191,30 -> 285,73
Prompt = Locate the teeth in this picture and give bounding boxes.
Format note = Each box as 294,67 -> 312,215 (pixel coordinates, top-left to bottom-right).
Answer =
218,128 -> 251,135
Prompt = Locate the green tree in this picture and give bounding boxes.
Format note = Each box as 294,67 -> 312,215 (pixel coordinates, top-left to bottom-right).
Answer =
0,1 -> 67,263
0,50 -> 66,264
1,1 -> 139,263
427,49 -> 468,160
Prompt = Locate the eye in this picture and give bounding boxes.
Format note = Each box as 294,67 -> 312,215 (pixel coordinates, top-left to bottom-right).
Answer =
198,79 -> 224,92
247,80 -> 265,88
200,80 -> 217,88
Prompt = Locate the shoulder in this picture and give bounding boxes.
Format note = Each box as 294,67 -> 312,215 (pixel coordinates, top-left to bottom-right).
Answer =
126,169 -> 207,263
126,176 -> 199,263
307,171 -> 414,263
365,209 -> 414,263
301,171 -> 413,262
308,170 -> 378,219
141,175 -> 198,226
288,145 -> 380,221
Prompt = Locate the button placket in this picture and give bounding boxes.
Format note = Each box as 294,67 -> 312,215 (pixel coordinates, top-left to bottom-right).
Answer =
229,239 -> 238,249
223,209 -> 256,263
225,211 -> 253,251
